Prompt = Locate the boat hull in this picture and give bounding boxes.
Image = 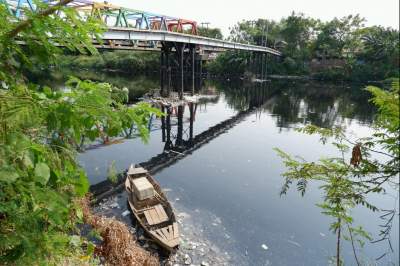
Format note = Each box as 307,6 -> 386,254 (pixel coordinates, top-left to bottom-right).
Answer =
125,171 -> 179,252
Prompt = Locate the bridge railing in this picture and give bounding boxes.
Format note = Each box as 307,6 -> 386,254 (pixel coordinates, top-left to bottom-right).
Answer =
3,0 -> 199,35
2,0 -> 281,55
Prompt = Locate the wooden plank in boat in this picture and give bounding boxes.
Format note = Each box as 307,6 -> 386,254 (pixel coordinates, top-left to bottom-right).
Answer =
172,222 -> 179,239
156,229 -> 167,240
161,227 -> 170,240
144,205 -> 168,225
155,205 -> 168,222
149,209 -> 159,225
128,166 -> 148,177
167,225 -> 173,239
168,238 -> 180,247
144,210 -> 154,225
151,230 -> 163,241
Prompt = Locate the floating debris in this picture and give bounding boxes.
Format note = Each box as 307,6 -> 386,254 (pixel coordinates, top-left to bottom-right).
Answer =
287,240 -> 301,247
109,202 -> 119,209
261,244 -> 269,250
184,254 -> 192,265
122,210 -> 131,217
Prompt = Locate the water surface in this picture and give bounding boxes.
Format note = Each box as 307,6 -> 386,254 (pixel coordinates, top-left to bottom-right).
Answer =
76,76 -> 398,265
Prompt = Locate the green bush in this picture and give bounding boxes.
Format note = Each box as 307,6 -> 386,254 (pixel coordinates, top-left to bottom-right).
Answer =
0,2 -> 160,264
61,50 -> 159,74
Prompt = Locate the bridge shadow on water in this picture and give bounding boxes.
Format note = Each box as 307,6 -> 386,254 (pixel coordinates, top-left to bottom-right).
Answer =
89,80 -> 279,199
89,78 -> 376,201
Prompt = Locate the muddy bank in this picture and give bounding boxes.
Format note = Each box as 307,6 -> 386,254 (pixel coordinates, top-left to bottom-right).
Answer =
92,194 -> 239,265
79,198 -> 159,266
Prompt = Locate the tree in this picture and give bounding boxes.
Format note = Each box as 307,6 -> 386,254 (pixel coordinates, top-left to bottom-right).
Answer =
276,80 -> 399,265
0,1 -> 159,264
198,27 -> 223,39
229,19 -> 282,47
227,15 -> 318,75
351,26 -> 400,80
314,14 -> 365,59
279,12 -> 317,59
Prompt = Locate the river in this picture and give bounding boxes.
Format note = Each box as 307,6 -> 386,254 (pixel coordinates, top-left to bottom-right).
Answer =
45,72 -> 399,265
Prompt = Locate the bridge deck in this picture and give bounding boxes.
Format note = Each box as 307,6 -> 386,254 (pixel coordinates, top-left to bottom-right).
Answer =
103,28 -> 282,56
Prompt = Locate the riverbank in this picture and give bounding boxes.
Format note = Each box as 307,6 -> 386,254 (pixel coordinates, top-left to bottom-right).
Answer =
59,51 -> 159,75
79,197 -> 160,265
93,193 -> 233,266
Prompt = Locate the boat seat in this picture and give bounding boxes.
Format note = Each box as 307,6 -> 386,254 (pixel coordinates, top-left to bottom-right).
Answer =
150,222 -> 180,247
143,204 -> 169,225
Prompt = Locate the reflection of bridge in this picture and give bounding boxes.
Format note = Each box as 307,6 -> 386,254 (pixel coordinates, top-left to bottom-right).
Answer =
90,84 -> 275,202
90,108 -> 254,202
3,0 -> 282,98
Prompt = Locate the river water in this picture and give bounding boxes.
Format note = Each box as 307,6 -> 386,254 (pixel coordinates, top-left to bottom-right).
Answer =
66,74 -> 399,265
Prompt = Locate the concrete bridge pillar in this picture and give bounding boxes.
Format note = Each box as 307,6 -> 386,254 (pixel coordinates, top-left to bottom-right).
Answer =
160,42 -> 200,99
160,43 -> 172,97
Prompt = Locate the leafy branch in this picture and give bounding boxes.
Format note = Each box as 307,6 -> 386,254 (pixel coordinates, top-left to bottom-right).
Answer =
275,80 -> 399,265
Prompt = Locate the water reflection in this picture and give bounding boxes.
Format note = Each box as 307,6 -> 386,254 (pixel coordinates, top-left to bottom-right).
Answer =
160,104 -> 195,152
82,76 -> 378,187
216,79 -> 376,129
30,69 -> 159,101
68,73 -> 398,265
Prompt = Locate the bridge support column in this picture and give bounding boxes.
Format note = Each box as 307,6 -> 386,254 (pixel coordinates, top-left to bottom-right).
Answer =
190,45 -> 195,95
164,107 -> 172,150
161,105 -> 166,142
198,55 -> 202,90
261,53 -> 265,80
176,105 -> 184,146
189,103 -> 194,142
160,43 -> 172,97
166,52 -> 171,96
178,43 -> 186,100
160,49 -> 165,96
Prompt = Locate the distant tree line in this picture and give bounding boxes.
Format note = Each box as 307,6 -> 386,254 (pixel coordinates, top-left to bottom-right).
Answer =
198,27 -> 223,39
208,13 -> 399,82
60,50 -> 160,74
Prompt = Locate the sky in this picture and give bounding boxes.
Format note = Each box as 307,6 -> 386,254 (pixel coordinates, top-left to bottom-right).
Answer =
113,0 -> 399,36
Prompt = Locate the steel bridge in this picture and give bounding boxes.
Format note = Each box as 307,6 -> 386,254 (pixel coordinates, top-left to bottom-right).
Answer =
3,0 -> 282,97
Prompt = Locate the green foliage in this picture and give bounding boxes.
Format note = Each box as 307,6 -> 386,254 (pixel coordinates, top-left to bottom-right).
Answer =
207,50 -> 249,76
314,14 -> 365,58
0,1 -> 160,264
40,69 -> 160,102
107,161 -> 118,183
351,26 -> 400,81
275,80 -> 399,264
0,75 -> 159,263
0,0 -> 104,83
60,50 -> 159,75
198,27 -> 223,39
211,13 -> 398,81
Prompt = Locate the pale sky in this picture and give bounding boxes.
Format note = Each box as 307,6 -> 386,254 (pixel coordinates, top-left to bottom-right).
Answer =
112,0 -> 399,36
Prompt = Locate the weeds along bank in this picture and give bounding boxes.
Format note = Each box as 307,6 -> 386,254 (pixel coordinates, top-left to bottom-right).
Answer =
60,50 -> 160,75
0,2 -> 160,265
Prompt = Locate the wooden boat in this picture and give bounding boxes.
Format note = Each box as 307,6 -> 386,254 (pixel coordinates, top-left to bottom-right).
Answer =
125,165 -> 180,251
